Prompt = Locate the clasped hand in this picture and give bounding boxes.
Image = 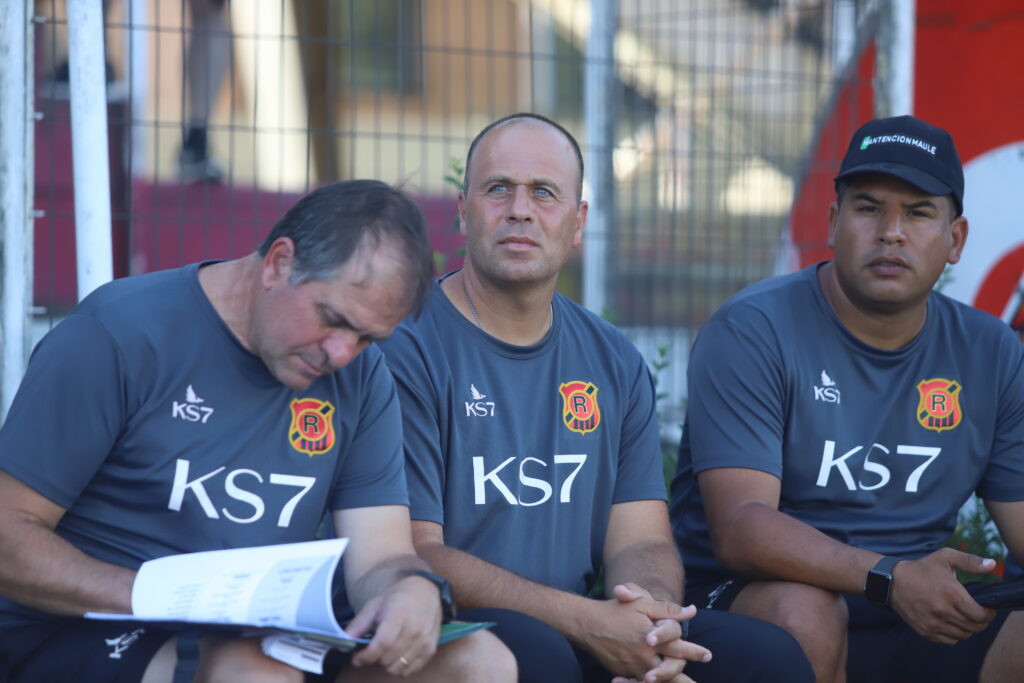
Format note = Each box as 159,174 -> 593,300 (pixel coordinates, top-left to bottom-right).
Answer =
345,574 -> 443,677
579,582 -> 710,683
889,547 -> 997,645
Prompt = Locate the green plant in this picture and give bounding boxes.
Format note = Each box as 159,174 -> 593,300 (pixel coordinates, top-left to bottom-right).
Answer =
434,157 -> 467,274
945,495 -> 1006,583
444,156 -> 465,232
647,342 -> 679,486
661,439 -> 679,493
650,342 -> 671,405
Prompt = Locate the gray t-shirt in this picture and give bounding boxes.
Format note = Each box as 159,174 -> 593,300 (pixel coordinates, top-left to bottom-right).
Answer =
671,263 -> 1024,588
379,276 -> 666,596
0,263 -> 408,627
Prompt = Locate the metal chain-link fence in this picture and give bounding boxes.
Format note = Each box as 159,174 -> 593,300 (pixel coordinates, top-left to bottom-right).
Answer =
29,0 -> 877,429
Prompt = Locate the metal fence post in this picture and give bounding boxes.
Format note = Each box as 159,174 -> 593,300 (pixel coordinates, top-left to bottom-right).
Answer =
583,0 -> 617,317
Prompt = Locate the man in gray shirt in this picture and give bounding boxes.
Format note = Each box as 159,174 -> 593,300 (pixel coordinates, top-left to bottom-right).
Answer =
0,180 -> 515,682
381,113 -> 812,683
671,115 -> 1024,682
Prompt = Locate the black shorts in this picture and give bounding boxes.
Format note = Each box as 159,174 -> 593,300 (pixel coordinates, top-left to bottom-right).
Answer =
0,619 -> 177,683
0,618 -> 348,683
687,577 -> 1010,683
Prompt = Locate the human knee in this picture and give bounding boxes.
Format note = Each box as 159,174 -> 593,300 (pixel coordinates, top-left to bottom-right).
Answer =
431,630 -> 517,682
979,611 -> 1024,683
733,581 -> 847,682
459,607 -> 579,682
687,609 -> 815,683
196,636 -> 304,683
791,585 -> 847,644
746,582 -> 848,643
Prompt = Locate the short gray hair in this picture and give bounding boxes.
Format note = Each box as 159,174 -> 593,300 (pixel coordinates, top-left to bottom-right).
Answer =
258,180 -> 433,314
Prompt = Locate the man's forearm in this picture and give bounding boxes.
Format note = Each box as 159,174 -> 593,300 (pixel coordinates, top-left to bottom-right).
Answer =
604,539 -> 683,603
415,541 -> 592,641
345,552 -> 433,612
714,501 -> 881,595
0,512 -> 135,616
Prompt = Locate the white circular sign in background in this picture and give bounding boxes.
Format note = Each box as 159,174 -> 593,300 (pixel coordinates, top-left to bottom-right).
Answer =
945,141 -> 1024,332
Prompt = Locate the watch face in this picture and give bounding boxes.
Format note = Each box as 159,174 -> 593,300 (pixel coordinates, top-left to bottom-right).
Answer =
439,583 -> 456,619
865,569 -> 892,606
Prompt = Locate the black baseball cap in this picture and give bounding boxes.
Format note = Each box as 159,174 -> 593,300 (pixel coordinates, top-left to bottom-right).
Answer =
834,115 -> 964,215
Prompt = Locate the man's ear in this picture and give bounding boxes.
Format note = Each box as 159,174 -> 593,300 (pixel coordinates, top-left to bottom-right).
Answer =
457,190 -> 468,237
261,237 -> 296,289
572,200 -> 588,249
826,202 -> 840,249
947,215 -> 969,265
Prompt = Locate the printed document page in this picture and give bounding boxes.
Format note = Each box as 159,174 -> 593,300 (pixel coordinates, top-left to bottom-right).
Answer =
86,538 -> 352,638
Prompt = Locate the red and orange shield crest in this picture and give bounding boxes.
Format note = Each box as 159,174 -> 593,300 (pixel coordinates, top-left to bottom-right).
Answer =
289,398 -> 336,456
915,378 -> 962,433
559,381 -> 601,435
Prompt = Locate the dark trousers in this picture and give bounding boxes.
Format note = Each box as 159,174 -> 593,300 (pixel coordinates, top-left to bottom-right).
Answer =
461,606 -> 813,683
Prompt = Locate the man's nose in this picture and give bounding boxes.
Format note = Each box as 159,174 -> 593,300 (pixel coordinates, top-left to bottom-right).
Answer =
508,185 -> 534,222
322,330 -> 365,371
877,211 -> 907,245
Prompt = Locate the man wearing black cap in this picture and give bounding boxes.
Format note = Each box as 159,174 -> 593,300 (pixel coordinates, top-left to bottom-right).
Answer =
669,115 -> 1024,682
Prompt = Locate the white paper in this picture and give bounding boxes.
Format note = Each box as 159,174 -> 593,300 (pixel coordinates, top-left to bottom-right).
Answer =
261,633 -> 333,674
86,538 -> 351,639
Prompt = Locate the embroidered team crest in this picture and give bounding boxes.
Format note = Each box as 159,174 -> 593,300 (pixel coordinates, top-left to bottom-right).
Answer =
288,398 -> 336,456
559,381 -> 601,435
915,378 -> 962,433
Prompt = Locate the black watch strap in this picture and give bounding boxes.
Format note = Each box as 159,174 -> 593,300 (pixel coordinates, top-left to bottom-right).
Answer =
410,569 -> 457,621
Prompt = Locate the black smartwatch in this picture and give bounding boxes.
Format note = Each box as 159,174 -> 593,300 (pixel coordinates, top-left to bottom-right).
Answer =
411,570 -> 457,621
864,556 -> 901,608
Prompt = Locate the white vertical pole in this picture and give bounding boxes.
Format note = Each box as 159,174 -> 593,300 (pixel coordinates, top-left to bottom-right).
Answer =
127,0 -> 149,178
876,0 -> 916,117
831,0 -> 856,72
1,0 -> 34,419
68,0 -> 114,300
891,0 -> 915,116
583,0 -> 616,315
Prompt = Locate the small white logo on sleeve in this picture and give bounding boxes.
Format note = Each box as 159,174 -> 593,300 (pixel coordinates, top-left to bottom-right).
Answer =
172,384 -> 215,423
105,628 -> 146,659
465,384 -> 495,417
814,371 -> 840,404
